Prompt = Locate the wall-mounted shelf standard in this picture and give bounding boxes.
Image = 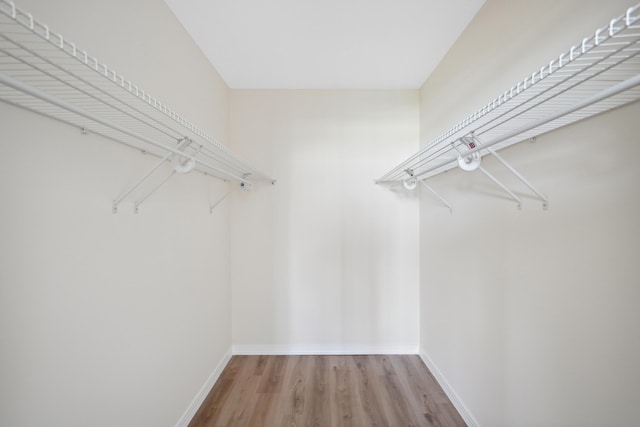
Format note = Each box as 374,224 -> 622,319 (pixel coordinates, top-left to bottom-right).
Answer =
377,3 -> 640,210
0,1 -> 275,212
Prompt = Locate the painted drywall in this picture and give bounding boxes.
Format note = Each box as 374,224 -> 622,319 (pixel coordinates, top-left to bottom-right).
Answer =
418,1 -> 640,426
0,1 -> 232,426
229,90 -> 420,353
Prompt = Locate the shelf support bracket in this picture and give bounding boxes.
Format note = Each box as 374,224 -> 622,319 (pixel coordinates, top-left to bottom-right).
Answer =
478,166 -> 522,210
472,134 -> 548,209
209,192 -> 229,214
134,170 -> 176,214
133,144 -> 203,213
112,138 -> 190,213
419,180 -> 452,213
452,141 -> 520,208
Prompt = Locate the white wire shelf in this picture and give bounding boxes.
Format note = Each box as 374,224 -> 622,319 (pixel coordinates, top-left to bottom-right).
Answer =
0,0 -> 274,188
377,3 -> 640,189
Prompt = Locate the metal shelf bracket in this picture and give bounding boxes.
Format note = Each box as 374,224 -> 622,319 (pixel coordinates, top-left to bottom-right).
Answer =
478,165 -> 522,210
133,170 -> 176,214
472,133 -> 549,210
209,192 -> 229,214
133,143 -> 203,214
112,138 -> 191,213
419,180 -> 452,213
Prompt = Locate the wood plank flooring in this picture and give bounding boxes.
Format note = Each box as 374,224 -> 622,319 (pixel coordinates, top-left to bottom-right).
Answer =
188,355 -> 467,427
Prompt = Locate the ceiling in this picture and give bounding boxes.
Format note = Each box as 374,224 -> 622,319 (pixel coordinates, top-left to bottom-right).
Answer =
163,0 -> 485,90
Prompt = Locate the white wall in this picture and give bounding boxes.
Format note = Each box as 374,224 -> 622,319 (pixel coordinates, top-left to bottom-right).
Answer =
229,90 -> 420,353
0,1 -> 232,426
419,1 -> 640,426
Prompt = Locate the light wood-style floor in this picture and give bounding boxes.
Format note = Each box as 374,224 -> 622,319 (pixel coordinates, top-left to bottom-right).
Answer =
188,355 -> 467,427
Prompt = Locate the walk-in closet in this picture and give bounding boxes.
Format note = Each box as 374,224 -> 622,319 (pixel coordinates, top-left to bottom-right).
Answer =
1,1 -> 639,426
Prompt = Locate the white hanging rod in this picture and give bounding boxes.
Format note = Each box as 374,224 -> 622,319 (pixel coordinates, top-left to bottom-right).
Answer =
377,3 -> 640,184
0,0 -> 274,185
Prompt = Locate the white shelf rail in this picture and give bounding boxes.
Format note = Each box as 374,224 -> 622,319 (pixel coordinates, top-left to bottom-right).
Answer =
0,0 -> 275,211
377,3 -> 640,209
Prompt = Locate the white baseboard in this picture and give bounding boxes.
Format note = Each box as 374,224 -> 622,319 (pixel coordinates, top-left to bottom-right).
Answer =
419,348 -> 480,427
232,344 -> 419,355
174,347 -> 232,427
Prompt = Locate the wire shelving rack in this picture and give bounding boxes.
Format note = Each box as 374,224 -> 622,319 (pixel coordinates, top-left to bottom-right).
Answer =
377,3 -> 640,209
0,0 -> 274,212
